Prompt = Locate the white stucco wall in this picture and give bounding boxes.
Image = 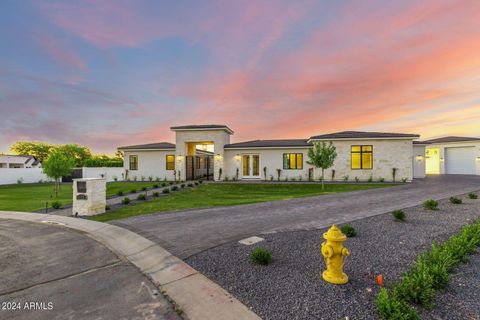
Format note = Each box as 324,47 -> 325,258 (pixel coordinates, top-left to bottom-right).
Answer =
412,145 -> 426,178
82,167 -> 125,182
224,148 -> 311,181
426,142 -> 480,175
174,129 -> 231,181
0,168 -> 51,185
123,150 -> 176,181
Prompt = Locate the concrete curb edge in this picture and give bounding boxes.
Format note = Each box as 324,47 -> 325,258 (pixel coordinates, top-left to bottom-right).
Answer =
0,211 -> 261,320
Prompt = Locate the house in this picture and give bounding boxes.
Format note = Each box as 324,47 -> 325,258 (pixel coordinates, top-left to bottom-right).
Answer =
0,155 -> 41,169
118,124 -> 435,182
423,137 -> 480,175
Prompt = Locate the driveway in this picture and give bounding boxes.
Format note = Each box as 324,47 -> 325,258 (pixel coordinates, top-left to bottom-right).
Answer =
0,219 -> 180,320
113,175 -> 480,259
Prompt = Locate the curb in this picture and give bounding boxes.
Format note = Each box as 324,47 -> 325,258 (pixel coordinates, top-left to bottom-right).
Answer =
0,211 -> 261,320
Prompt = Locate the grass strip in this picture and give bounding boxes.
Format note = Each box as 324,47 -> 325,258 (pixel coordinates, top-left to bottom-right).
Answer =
376,217 -> 480,320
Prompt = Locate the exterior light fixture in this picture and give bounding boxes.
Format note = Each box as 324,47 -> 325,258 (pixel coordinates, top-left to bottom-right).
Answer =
416,155 -> 424,161
476,157 -> 480,162
235,154 -> 241,161
176,155 -> 184,160
440,158 -> 445,162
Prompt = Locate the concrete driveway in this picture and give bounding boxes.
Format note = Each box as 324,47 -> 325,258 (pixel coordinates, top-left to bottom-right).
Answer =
114,175 -> 480,259
0,219 -> 180,320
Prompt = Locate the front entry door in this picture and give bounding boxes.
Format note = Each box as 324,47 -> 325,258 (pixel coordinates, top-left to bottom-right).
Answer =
242,154 -> 260,178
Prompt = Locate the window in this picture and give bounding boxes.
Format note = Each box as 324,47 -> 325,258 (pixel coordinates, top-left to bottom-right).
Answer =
166,155 -> 175,170
351,145 -> 373,169
129,155 -> 138,170
283,153 -> 303,170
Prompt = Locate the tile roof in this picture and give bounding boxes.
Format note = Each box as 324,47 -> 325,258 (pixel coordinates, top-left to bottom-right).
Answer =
422,136 -> 480,144
310,131 -> 420,140
225,139 -> 312,148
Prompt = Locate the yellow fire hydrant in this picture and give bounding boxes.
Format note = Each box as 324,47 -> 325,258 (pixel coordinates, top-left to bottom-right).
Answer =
321,224 -> 350,284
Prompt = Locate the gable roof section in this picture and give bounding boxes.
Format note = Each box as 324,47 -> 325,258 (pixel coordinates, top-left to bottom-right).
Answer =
422,136 -> 480,144
225,139 -> 312,149
170,124 -> 234,134
118,142 -> 175,150
310,131 -> 420,140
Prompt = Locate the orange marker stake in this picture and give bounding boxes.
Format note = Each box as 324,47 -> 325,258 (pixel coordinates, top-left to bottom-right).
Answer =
377,274 -> 384,287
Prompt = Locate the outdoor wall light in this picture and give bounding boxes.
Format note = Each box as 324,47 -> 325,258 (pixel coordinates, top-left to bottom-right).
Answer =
176,155 -> 184,160
416,155 -> 424,161
440,158 -> 445,162
215,153 -> 222,159
235,154 -> 241,161
476,157 -> 480,162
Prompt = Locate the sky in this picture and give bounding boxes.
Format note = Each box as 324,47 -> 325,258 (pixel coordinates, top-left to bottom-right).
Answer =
1,0 -> 479,154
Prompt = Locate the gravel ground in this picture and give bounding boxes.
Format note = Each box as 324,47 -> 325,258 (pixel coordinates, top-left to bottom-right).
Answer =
186,193 -> 480,320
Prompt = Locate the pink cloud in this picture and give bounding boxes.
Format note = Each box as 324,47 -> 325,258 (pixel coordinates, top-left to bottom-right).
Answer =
35,31 -> 86,71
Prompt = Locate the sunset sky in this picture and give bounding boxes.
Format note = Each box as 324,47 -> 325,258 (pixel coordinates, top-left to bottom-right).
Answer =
1,0 -> 479,154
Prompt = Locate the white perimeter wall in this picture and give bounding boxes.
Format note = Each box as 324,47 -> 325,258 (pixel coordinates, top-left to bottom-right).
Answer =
0,167 -> 125,185
0,168 -> 51,185
82,167 -> 125,182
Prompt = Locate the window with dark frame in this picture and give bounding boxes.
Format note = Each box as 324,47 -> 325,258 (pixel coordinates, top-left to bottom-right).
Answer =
351,145 -> 373,169
283,153 -> 303,170
129,155 -> 138,170
166,155 -> 175,170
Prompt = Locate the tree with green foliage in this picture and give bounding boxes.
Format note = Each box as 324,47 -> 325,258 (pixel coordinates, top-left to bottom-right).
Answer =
10,141 -> 54,162
42,150 -> 75,196
56,144 -> 92,167
307,141 -> 337,190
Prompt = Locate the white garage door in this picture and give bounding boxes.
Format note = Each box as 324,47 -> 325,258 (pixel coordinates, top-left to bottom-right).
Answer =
445,147 -> 476,174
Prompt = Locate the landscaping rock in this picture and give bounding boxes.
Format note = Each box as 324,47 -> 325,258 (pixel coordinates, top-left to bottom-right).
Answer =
187,194 -> 480,320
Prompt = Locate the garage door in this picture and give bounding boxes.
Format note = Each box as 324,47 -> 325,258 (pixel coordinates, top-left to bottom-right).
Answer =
445,147 -> 476,174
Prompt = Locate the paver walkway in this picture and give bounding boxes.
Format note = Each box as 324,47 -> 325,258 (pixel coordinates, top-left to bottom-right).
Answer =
114,175 -> 480,259
0,219 -> 180,320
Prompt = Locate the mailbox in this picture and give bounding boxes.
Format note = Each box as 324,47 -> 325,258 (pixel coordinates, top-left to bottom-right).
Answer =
72,178 -> 106,216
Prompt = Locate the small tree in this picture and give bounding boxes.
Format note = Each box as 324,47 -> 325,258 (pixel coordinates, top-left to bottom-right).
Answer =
42,150 -> 75,196
307,142 -> 337,190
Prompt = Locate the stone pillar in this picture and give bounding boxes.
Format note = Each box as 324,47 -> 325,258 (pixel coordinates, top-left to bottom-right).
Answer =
72,178 -> 106,216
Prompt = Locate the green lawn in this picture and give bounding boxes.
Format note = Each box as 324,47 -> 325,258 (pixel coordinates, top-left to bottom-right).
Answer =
0,181 -> 160,212
91,183 -> 395,222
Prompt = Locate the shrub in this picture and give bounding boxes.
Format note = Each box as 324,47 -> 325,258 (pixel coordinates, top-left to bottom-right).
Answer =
224,175 -> 230,181
181,183 -> 185,188
449,196 -> 462,204
343,175 -> 349,182
468,192 -> 478,199
153,184 -> 159,188
161,182 -> 167,187
340,224 -> 357,237
162,188 -> 170,194
105,205 -> 111,210
51,201 -> 62,209
171,186 -> 178,191
188,183 -> 194,187
17,178 -> 23,184
199,180 -> 203,184
377,217 -> 480,315
423,199 -> 439,210
379,177 -> 385,182
368,175 -> 373,183
153,192 -> 160,197
250,248 -> 273,265
117,190 -> 124,196
113,176 -> 118,182
122,197 -> 130,205
169,181 -> 174,185
194,181 -> 199,186
130,189 -> 137,194
155,177 -> 160,182
354,176 -> 359,182
402,178 -> 408,183
148,176 -> 153,182
141,186 -> 147,191
141,176 -> 145,181
137,194 -> 146,200
392,209 -> 406,222
376,288 -> 420,320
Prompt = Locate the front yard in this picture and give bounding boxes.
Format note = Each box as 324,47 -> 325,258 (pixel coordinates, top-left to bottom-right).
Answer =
91,183 -> 393,222
0,182 -> 158,212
